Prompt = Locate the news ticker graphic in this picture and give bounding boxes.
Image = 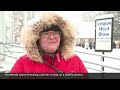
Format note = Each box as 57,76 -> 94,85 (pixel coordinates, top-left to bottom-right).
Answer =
4,73 -> 83,77
0,73 -> 87,79
0,73 -> 120,79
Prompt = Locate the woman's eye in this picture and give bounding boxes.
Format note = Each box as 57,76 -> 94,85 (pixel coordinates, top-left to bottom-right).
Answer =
54,32 -> 59,34
43,32 -> 49,35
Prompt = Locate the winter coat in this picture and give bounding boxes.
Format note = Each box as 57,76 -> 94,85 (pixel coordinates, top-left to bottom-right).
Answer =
10,12 -> 88,73
10,52 -> 88,73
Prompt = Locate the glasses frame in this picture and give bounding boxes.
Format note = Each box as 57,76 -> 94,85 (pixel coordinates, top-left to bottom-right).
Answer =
40,31 -> 61,38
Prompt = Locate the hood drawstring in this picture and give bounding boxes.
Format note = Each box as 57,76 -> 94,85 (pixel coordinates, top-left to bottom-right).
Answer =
39,51 -> 62,73
51,55 -> 55,65
42,57 -> 62,73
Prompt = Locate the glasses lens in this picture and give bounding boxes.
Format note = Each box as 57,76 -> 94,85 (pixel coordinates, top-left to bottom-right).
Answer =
53,31 -> 61,37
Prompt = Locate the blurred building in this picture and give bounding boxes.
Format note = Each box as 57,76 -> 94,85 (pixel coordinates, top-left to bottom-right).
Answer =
76,22 -> 95,49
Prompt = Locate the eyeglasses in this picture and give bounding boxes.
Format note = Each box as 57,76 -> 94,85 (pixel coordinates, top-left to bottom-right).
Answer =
40,31 -> 61,38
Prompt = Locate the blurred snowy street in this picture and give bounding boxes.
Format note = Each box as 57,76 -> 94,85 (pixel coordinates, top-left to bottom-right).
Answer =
74,46 -> 120,73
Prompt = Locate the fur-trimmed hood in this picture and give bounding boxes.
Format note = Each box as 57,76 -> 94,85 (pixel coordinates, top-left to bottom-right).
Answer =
20,12 -> 76,63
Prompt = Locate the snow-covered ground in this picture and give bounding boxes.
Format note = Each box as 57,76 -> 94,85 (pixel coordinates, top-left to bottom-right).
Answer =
0,44 -> 25,72
74,46 -> 120,73
0,44 -> 120,73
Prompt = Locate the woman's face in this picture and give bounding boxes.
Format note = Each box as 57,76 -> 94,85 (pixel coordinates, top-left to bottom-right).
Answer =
39,30 -> 61,54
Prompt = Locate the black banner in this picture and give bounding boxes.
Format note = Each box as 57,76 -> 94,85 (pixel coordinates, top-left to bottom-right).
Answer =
0,73 -> 120,79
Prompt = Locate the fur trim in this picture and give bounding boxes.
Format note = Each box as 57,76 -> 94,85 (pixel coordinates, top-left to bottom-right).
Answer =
20,12 -> 76,63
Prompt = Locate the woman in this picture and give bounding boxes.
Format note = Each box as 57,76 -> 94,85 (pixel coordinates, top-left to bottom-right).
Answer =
10,12 -> 88,73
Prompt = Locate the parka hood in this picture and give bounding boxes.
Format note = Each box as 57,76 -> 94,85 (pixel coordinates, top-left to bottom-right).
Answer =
20,12 -> 76,63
